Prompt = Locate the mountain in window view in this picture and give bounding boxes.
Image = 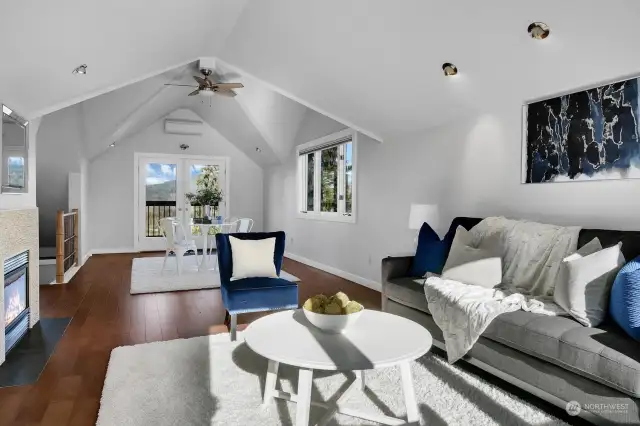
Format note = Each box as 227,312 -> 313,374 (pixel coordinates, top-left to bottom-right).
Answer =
146,180 -> 176,201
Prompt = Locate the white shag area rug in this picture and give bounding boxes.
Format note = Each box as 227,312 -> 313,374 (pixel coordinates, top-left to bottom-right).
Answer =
130,257 -> 300,295
96,333 -> 567,426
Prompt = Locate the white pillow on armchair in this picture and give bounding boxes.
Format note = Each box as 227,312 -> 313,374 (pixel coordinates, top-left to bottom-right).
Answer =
229,236 -> 278,280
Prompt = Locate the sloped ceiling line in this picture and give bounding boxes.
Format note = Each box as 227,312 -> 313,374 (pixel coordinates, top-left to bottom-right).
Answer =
32,57 -> 200,121
215,58 -> 383,143
109,67 -> 192,143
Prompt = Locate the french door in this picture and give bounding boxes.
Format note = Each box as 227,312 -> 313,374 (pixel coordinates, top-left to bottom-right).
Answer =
135,153 -> 228,251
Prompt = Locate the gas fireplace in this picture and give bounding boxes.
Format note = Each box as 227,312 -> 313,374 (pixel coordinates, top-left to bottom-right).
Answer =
4,251 -> 29,354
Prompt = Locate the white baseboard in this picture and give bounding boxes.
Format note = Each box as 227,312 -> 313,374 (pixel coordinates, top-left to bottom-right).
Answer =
82,252 -> 91,265
48,264 -> 81,285
90,247 -> 139,255
284,251 -> 381,292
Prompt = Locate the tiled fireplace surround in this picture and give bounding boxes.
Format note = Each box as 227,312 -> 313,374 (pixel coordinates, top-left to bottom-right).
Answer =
0,208 -> 39,366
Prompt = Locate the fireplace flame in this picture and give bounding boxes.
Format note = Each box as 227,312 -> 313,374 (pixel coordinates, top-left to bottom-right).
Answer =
5,286 -> 26,327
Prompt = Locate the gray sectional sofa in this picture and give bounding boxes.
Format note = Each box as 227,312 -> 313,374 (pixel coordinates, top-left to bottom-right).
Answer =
382,217 -> 640,425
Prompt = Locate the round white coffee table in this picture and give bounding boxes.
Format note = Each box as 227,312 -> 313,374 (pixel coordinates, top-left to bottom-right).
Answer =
244,309 -> 432,426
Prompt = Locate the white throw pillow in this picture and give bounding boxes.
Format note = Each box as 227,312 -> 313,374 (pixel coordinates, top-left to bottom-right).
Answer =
442,226 -> 502,288
558,242 -> 625,327
554,237 -> 602,313
229,236 -> 278,280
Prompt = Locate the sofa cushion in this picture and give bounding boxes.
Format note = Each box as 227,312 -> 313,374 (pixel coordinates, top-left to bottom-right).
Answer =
385,277 -> 430,314
442,226 -> 502,288
610,256 -> 640,340
410,222 -> 454,277
482,311 -> 640,397
560,242 -> 625,327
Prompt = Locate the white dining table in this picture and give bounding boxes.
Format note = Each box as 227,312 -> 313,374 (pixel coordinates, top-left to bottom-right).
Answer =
196,222 -> 236,272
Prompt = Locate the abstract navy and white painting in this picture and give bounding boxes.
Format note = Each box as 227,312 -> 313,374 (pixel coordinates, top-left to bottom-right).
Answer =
524,77 -> 640,183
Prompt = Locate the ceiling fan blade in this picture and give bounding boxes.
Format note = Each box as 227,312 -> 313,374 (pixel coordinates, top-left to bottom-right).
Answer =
193,76 -> 206,86
213,82 -> 244,90
215,89 -> 237,98
164,84 -> 198,87
188,89 -> 200,96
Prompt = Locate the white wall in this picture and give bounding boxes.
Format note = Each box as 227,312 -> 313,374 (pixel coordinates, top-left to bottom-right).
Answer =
89,108 -> 263,251
266,102 -> 640,287
35,105 -> 84,246
233,73 -> 308,162
265,110 -> 451,284
425,106 -> 640,232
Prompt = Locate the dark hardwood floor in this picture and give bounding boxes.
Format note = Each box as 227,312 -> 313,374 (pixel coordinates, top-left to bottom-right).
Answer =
0,253 -> 381,426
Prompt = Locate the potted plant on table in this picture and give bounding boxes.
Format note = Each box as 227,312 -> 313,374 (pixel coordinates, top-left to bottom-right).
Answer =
185,166 -> 223,224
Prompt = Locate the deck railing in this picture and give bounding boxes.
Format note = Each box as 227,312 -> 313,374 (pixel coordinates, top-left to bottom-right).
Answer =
56,209 -> 78,283
145,201 -> 176,237
145,201 -> 221,237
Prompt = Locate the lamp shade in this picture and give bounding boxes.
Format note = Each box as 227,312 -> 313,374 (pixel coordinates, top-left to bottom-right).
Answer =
408,204 -> 439,231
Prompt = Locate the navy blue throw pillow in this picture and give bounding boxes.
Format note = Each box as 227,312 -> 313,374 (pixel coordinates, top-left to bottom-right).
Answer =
410,222 -> 455,277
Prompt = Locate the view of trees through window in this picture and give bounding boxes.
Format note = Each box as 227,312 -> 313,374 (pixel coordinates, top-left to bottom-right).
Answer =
302,140 -> 353,216
7,157 -> 24,188
321,146 -> 338,212
306,153 -> 314,211
345,142 -> 353,213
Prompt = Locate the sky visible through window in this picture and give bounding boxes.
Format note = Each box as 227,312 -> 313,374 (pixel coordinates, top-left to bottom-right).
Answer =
145,164 -> 208,185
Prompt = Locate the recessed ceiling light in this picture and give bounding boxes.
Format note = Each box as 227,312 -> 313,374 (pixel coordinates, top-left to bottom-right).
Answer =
528,22 -> 550,40
109,142 -> 116,148
72,64 -> 88,75
255,147 -> 262,153
2,105 -> 12,115
442,63 -> 458,77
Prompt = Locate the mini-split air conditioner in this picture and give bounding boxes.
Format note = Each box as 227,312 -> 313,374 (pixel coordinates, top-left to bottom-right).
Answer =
164,119 -> 204,136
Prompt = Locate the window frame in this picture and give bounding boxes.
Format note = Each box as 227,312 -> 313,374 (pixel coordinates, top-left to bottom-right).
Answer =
297,129 -> 357,223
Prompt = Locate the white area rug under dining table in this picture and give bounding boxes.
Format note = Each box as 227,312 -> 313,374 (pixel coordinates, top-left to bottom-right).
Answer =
96,333 -> 567,426
130,256 -> 300,295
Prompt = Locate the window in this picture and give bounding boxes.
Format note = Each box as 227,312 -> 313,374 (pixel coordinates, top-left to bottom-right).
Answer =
298,129 -> 356,222
7,157 -> 25,188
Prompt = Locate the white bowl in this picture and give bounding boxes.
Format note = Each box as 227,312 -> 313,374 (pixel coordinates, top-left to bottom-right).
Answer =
302,308 -> 364,334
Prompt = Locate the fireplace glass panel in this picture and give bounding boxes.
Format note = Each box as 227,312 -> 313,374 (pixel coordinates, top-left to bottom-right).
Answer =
4,267 -> 27,329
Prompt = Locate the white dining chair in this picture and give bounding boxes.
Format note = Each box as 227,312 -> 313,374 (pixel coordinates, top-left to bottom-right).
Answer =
159,218 -> 199,275
237,218 -> 254,233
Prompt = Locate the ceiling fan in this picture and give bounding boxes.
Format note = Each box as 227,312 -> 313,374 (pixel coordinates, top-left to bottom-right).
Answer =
164,69 -> 244,98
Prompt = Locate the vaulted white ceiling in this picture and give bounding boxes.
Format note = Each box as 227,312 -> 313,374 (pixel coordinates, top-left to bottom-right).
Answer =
0,0 -> 246,118
220,0 -> 640,140
51,59 -> 318,166
4,0 -> 640,153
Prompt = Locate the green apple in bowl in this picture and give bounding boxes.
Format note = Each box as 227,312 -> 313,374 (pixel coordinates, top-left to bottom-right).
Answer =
302,292 -> 364,333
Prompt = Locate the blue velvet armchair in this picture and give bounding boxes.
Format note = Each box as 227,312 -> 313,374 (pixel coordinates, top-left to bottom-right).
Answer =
215,231 -> 299,340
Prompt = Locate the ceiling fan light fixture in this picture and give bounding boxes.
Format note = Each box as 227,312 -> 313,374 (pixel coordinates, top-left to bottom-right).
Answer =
442,63 -> 458,77
200,89 -> 215,97
528,22 -> 550,40
72,64 -> 88,75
